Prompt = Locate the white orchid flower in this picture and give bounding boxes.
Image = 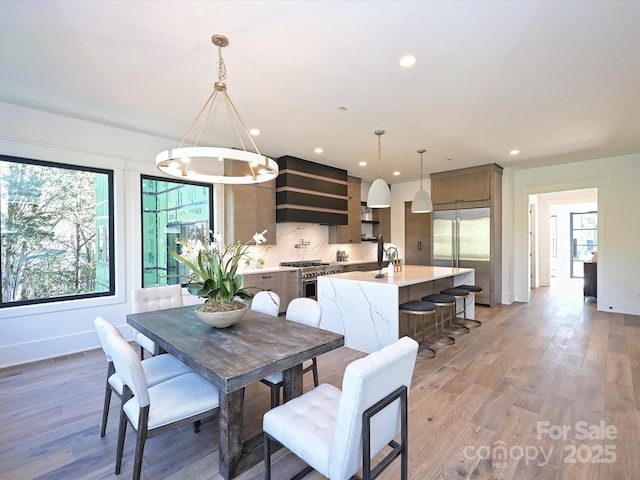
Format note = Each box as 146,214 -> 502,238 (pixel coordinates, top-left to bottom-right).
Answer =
253,230 -> 267,245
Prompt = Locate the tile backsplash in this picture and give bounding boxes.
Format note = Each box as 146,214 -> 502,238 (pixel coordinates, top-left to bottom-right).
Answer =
243,223 -> 384,269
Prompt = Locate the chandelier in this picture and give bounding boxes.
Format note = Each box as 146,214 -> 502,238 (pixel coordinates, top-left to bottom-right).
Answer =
156,34 -> 279,184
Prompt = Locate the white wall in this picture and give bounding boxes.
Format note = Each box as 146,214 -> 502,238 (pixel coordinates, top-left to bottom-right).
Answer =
0,102 -> 174,367
511,154 -> 640,315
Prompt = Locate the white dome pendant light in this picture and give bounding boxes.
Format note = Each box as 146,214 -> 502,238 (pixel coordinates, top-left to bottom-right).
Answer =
411,148 -> 433,213
156,34 -> 278,184
366,129 -> 391,208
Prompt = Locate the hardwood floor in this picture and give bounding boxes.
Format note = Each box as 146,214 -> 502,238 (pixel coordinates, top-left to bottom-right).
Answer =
2,284 -> 639,479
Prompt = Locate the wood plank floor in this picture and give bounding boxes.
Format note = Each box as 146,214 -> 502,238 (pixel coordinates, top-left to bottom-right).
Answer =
2,283 -> 639,479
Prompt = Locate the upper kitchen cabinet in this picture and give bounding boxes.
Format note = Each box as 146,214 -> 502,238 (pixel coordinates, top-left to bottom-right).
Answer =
224,161 -> 276,244
329,176 -> 361,244
430,163 -> 502,208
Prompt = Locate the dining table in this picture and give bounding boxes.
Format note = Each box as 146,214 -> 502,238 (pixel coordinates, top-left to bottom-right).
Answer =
126,304 -> 345,479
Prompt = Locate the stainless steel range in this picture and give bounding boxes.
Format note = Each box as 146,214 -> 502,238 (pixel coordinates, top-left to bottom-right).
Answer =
280,260 -> 344,300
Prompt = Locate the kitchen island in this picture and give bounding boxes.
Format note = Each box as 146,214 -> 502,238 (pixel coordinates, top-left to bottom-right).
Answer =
318,265 -> 474,353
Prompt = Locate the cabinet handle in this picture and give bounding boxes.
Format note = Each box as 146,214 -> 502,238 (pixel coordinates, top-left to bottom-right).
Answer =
417,241 -> 422,251
261,275 -> 272,279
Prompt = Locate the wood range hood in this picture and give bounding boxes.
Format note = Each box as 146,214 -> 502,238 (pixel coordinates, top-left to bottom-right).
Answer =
275,155 -> 349,225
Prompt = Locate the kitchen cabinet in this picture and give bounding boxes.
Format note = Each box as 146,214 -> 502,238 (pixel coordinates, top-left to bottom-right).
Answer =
329,176 -> 361,244
404,202 -> 433,265
242,270 -> 299,315
224,162 -> 276,244
431,172 -> 490,204
430,163 -> 501,208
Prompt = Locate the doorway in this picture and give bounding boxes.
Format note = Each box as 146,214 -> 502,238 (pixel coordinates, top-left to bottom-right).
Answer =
530,189 -> 598,293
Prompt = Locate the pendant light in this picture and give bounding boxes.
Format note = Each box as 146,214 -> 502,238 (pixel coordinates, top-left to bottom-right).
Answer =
156,34 -> 279,184
411,148 -> 433,213
366,129 -> 391,208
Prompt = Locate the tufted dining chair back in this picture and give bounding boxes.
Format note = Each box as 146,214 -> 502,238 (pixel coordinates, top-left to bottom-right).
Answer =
131,284 -> 183,357
131,284 -> 183,313
263,336 -> 419,480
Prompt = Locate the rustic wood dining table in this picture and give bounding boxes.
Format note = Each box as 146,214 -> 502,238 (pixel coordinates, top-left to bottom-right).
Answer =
126,304 -> 344,479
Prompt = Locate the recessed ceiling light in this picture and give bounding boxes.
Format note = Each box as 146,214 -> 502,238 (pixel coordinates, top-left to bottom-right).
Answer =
510,149 -> 520,155
399,55 -> 417,68
359,161 -> 367,166
249,128 -> 261,136
314,147 -> 323,154
393,171 -> 400,176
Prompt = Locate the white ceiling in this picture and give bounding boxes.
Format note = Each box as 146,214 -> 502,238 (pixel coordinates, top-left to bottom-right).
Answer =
2,1 -> 640,184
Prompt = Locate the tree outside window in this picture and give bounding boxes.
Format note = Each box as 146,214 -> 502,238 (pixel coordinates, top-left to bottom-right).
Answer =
0,155 -> 114,307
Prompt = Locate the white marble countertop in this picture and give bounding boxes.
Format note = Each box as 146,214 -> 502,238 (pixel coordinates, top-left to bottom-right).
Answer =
322,265 -> 473,287
239,266 -> 299,274
330,259 -> 379,265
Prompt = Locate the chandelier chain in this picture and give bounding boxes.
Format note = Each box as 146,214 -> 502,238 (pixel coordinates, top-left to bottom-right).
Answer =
217,43 -> 227,84
377,134 -> 382,178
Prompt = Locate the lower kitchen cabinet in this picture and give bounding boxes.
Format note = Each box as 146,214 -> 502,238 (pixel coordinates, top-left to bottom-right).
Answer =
242,270 -> 299,315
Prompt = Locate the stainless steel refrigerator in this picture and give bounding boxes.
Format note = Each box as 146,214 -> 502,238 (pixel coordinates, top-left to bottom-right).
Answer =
433,207 -> 491,305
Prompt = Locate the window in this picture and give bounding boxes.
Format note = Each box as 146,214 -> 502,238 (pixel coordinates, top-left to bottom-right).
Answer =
570,211 -> 598,278
0,155 -> 115,307
140,175 -> 213,287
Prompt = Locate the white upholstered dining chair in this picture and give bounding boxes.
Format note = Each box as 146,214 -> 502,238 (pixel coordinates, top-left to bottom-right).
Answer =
263,336 -> 419,480
131,284 -> 183,357
250,290 -> 281,317
106,332 -> 220,480
94,316 -> 192,437
260,297 -> 322,408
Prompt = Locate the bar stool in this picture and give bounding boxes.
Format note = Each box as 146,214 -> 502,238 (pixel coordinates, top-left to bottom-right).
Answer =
457,284 -> 483,325
399,300 -> 437,359
419,294 -> 458,345
442,287 -> 481,328
423,293 -> 470,337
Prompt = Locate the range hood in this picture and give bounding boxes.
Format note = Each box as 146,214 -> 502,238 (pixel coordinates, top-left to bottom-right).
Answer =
276,155 -> 348,225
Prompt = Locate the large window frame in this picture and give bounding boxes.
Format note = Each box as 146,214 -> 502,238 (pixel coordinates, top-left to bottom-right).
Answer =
0,154 -> 115,308
570,210 -> 598,278
140,175 -> 214,288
